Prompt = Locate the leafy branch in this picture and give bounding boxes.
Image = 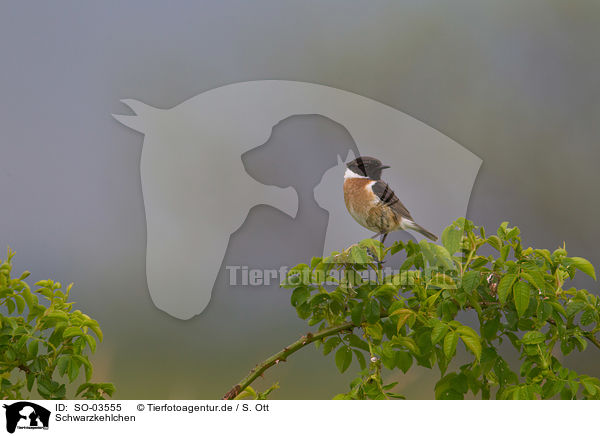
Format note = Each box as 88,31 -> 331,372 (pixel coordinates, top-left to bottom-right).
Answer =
224,321 -> 356,399
225,218 -> 600,400
0,248 -> 115,399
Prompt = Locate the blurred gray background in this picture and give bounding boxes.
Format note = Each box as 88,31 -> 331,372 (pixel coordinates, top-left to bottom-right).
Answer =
0,0 -> 598,398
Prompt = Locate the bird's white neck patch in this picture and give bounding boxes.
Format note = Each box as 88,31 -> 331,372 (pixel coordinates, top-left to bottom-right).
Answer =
344,168 -> 368,179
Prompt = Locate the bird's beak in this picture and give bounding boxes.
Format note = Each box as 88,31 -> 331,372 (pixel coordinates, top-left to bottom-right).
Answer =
379,165 -> 390,170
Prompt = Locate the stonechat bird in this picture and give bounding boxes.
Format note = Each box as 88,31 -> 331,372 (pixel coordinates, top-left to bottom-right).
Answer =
343,156 -> 437,245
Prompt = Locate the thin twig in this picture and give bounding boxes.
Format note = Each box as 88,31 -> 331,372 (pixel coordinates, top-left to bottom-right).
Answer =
223,322 -> 356,400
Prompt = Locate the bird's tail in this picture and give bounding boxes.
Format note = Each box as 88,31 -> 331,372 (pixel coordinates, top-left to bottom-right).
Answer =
406,221 -> 438,241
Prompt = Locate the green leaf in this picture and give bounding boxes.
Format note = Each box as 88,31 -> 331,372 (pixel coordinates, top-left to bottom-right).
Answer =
85,321 -> 104,342
534,249 -> 553,267
396,351 -> 413,373
335,346 -> 352,373
310,257 -> 322,269
350,246 -> 370,264
443,331 -> 458,358
567,257 -> 597,280
461,271 -> 480,294
536,301 -> 553,322
68,358 -> 81,382
441,226 -> 462,255
431,321 -> 448,345
565,300 -> 586,319
347,334 -> 370,352
497,274 -> 517,304
459,334 -> 481,360
580,309 -> 596,326
365,323 -> 383,342
353,350 -> 367,370
63,326 -> 83,339
393,336 -> 419,354
84,334 -> 97,353
365,299 -> 380,324
431,245 -> 456,271
14,295 -> 26,314
290,287 -> 310,307
359,239 -> 384,262
455,325 -> 479,338
56,355 -> 70,376
350,303 -> 363,325
45,311 -> 69,322
323,337 -> 341,355
521,331 -> 546,345
28,340 -> 39,359
521,271 -> 548,293
392,308 -> 415,332
429,273 -> 456,289
513,281 -> 531,317
486,236 -> 502,251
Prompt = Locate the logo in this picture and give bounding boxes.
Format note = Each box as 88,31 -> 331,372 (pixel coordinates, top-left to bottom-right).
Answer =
113,80 -> 481,320
3,402 -> 50,433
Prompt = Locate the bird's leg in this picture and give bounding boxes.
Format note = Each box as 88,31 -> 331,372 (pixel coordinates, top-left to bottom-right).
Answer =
380,233 -> 388,245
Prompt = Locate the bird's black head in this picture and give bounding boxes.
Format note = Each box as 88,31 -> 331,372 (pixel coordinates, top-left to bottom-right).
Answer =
346,156 -> 390,180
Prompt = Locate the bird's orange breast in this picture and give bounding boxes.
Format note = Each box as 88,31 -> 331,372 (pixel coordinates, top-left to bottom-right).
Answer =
344,178 -> 401,233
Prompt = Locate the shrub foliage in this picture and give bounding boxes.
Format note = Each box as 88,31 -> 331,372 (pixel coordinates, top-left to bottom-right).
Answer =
0,249 -> 114,399
228,218 -> 600,400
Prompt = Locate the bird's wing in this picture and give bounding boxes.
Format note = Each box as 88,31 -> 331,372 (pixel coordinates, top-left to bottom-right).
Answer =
371,180 -> 413,220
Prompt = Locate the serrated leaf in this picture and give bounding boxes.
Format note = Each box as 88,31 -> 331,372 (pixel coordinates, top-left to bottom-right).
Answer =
396,351 -> 413,373
56,355 -> 70,376
461,271 -> 480,294
441,226 -> 462,255
461,334 -> 482,359
431,322 -> 448,345
68,358 -> 81,382
63,326 -> 83,339
14,295 -> 26,314
353,350 -> 367,370
359,239 -> 384,262
443,331 -> 458,358
580,309 -> 596,326
291,287 -> 310,307
431,245 -> 456,271
350,303 -> 363,325
46,311 -> 69,322
513,281 -> 531,317
392,308 -> 415,332
536,301 -> 553,322
522,270 -> 546,288
455,325 -> 479,338
568,257 -> 596,280
393,336 -> 419,354
85,322 -> 103,342
28,340 -> 39,359
335,346 -> 352,373
487,236 -> 502,251
323,337 -> 341,355
521,331 -> 546,345
429,273 -> 456,289
498,274 -> 517,304
84,334 -> 97,353
365,299 -> 380,324
566,300 -> 586,319
350,246 -> 370,264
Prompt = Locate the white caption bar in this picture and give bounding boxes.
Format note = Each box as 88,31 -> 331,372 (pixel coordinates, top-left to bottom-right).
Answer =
0,400 -> 594,436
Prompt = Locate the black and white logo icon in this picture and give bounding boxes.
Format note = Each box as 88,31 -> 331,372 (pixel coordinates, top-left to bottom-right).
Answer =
3,402 -> 50,433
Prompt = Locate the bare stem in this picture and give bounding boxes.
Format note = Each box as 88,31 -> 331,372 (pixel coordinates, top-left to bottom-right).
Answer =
223,321 -> 356,400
